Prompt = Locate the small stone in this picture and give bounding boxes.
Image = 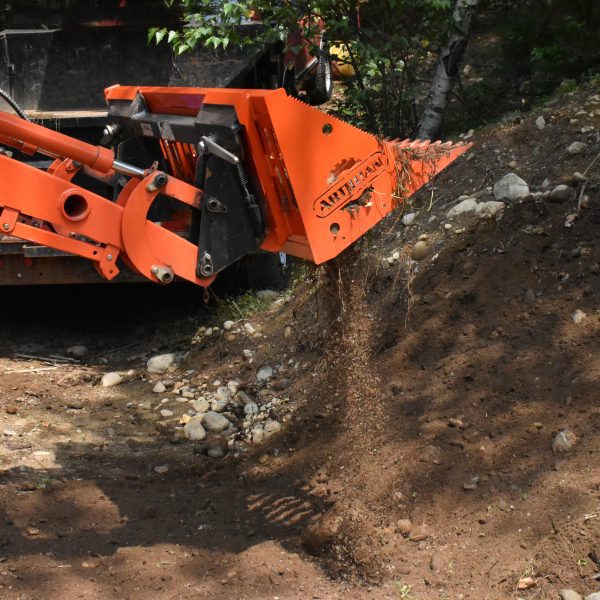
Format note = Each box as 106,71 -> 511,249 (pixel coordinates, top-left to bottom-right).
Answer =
476,200 -> 505,218
573,172 -> 587,183
256,289 -> 279,301
146,353 -> 176,374
447,198 -> 478,218
202,411 -> 230,433
263,419 -> 282,438
101,372 -> 123,387
153,465 -> 169,474
64,398 -> 83,410
523,289 -> 536,303
244,401 -> 259,416
493,173 -> 529,202
257,366 -> 274,382
243,323 -> 256,335
250,423 -> 265,443
409,525 -> 429,542
243,348 -> 254,359
444,222 -> 452,230
184,415 -> 207,441
584,594 -> 600,600
402,212 -> 416,226
552,429 -> 577,453
549,184 -> 573,202
535,115 -> 546,130
572,309 -> 587,323
66,345 -> 88,359
411,241 -> 430,261
508,160 -> 518,169
558,590 -> 583,600
153,382 -> 166,394
5,405 -> 17,415
283,325 -> 293,338
448,418 -> 464,429
223,320 -> 235,331
397,519 -> 412,537
566,141 -> 587,155
463,480 -> 478,491
159,408 -> 174,418
26,526 -> 40,536
192,398 -> 210,413
517,577 -> 536,590
207,437 -> 229,458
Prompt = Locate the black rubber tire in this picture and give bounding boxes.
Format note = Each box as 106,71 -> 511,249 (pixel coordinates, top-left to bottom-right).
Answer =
309,56 -> 333,106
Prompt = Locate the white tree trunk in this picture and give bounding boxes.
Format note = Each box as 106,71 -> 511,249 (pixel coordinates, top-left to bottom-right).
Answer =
414,0 -> 480,140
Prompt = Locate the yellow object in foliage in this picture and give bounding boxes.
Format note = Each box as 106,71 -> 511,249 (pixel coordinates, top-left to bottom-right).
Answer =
330,44 -> 355,79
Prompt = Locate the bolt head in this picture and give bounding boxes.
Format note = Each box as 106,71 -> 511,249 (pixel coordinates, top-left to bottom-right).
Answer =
2,223 -> 10,230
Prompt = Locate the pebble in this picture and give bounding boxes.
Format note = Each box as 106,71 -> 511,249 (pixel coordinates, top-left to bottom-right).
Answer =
223,320 -> 235,331
552,429 -> 578,453
409,525 -> 429,542
257,366 -> 274,382
263,419 -> 282,438
493,173 -> 529,202
243,349 -> 254,359
558,591 -> 583,600
517,577 -> 536,590
26,526 -> 40,536
159,408 -> 174,418
476,200 -> 505,218
411,240 -> 430,261
5,405 -> 17,415
101,372 -> 123,387
66,345 -> 88,358
244,401 -> 259,416
207,437 -> 229,458
184,415 -> 207,441
243,323 -> 256,335
192,398 -> 210,413
584,594 -> 600,600
535,115 -> 546,129
153,465 -> 169,474
146,353 -> 176,374
284,325 -> 293,338
202,411 -> 230,433
214,386 -> 232,404
153,381 -> 166,393
549,184 -> 573,202
447,198 -> 478,218
566,141 -> 587,155
64,399 -> 83,410
397,519 -> 412,537
572,309 -> 587,323
256,289 -> 279,301
402,212 -> 416,226
523,288 -> 536,303
250,423 -> 265,443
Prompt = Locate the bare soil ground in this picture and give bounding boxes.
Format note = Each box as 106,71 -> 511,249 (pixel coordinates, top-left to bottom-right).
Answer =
0,84 -> 599,599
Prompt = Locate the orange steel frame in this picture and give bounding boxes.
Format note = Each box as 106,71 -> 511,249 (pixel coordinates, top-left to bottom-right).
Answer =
0,85 -> 470,287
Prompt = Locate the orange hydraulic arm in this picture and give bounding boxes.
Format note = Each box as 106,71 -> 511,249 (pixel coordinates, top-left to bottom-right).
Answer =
0,86 -> 470,287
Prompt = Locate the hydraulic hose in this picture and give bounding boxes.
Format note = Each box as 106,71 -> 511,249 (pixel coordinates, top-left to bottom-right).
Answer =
0,86 -> 28,120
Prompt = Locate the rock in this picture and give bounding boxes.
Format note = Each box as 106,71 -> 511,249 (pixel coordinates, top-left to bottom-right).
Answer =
64,398 -> 83,410
517,577 -> 536,590
223,320 -> 235,331
411,241 -> 430,261
566,141 -> 587,155
476,200 -> 505,218
552,429 -> 577,453
192,398 -> 210,413
447,198 -> 478,218
101,372 -> 123,387
558,591 -> 583,600
66,345 -> 88,358
243,323 -> 256,335
153,464 -> 169,474
146,353 -> 176,374
243,349 -> 254,359
207,437 -> 229,458
402,212 -> 416,226
263,419 -> 282,438
250,423 -> 265,443
493,173 -> 530,202
159,408 -> 174,418
535,115 -> 546,130
397,519 -> 412,537
5,406 -> 17,415
153,381 -> 166,394
244,401 -> 259,416
184,415 -> 207,441
584,594 -> 600,600
202,411 -> 230,433
214,386 -> 232,403
409,525 -> 429,542
26,526 -> 40,536
430,551 -> 447,574
448,417 -> 465,429
283,325 -> 293,338
419,444 -> 443,465
523,288 -> 536,303
257,366 -> 274,382
549,184 -> 573,202
256,289 -> 279,301
572,309 -> 587,323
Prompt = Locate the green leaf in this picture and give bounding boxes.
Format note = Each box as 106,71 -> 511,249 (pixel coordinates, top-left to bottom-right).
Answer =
154,29 -> 167,44
167,30 -> 179,44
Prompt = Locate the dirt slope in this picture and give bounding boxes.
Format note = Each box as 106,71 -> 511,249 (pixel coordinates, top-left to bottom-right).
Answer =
0,84 -> 598,599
